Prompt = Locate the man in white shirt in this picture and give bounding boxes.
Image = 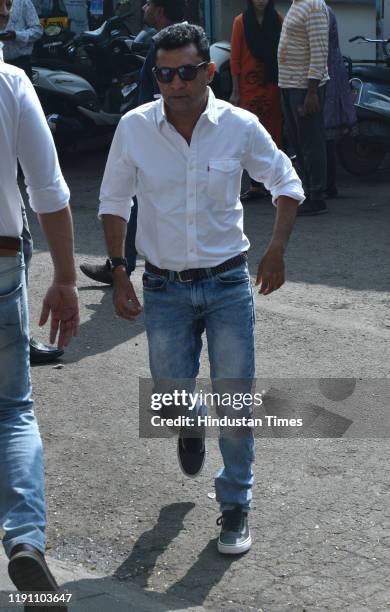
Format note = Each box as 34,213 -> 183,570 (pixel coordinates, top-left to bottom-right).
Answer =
0,53 -> 79,604
100,23 -> 304,555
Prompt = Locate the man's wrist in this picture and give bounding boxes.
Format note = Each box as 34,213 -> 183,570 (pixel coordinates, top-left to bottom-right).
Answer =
267,241 -> 285,255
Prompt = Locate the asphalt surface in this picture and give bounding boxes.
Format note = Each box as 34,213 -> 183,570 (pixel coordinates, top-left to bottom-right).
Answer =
2,153 -> 389,611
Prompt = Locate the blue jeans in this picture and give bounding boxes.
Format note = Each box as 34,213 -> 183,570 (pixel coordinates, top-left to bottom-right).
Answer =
0,252 -> 46,557
143,262 -> 255,511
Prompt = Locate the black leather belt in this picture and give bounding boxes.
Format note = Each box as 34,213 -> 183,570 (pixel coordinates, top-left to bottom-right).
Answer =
145,252 -> 248,282
0,237 -> 21,257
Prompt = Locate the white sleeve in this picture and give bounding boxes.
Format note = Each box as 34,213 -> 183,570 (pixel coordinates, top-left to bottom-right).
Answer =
16,72 -> 70,213
243,120 -> 305,206
99,118 -> 136,222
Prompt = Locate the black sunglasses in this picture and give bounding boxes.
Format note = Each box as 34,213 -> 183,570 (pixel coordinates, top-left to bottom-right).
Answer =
153,62 -> 208,84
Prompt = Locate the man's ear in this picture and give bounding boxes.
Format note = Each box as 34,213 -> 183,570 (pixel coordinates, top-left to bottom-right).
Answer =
208,62 -> 217,84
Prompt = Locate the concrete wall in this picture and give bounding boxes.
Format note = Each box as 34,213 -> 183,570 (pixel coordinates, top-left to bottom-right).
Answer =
213,0 -> 377,60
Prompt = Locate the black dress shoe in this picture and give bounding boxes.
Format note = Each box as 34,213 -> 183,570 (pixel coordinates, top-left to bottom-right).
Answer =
80,259 -> 113,285
8,544 -> 68,611
30,338 -> 64,365
177,426 -> 206,478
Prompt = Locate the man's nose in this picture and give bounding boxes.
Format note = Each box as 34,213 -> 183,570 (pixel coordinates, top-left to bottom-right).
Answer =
170,73 -> 186,90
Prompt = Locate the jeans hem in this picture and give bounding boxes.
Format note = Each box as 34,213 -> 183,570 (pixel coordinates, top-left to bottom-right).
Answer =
3,535 -> 46,559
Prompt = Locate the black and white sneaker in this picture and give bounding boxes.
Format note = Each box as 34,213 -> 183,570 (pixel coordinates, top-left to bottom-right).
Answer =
217,506 -> 252,555
177,427 -> 206,478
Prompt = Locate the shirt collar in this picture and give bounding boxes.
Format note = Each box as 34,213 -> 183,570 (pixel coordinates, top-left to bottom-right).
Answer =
156,87 -> 219,129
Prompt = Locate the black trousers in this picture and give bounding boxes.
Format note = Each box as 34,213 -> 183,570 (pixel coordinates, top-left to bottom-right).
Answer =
282,87 -> 327,201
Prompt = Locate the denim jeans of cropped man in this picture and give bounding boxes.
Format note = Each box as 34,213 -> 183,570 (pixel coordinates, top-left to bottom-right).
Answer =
0,251 -> 46,557
143,262 -> 256,511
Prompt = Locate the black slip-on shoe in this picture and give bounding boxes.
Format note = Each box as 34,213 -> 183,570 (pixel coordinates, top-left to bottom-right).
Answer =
30,338 -> 64,365
177,427 -> 206,478
297,199 -> 328,216
8,544 -> 68,611
79,259 -> 113,285
217,506 -> 252,555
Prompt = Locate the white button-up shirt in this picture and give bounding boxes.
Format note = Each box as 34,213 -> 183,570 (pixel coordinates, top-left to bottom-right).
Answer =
99,88 -> 305,271
0,63 -> 70,237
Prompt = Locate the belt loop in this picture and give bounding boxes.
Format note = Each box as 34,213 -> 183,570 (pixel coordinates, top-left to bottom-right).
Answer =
205,267 -> 213,279
169,270 -> 175,282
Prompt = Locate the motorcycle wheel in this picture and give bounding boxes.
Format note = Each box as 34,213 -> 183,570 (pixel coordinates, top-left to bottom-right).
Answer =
337,132 -> 386,176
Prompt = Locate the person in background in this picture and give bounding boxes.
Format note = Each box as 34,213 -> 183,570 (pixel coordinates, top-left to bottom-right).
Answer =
278,0 -> 329,216
230,0 -> 283,200
324,4 -> 357,199
79,0 -> 187,286
0,0 -> 42,78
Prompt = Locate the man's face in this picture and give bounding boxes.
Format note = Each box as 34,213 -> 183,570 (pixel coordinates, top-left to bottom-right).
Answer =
0,0 -> 12,29
142,0 -> 161,29
155,44 -> 215,115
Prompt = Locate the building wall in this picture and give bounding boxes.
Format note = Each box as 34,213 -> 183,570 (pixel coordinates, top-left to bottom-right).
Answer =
213,0 -> 376,60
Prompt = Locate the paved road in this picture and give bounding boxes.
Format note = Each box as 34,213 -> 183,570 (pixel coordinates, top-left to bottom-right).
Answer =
2,154 -> 389,611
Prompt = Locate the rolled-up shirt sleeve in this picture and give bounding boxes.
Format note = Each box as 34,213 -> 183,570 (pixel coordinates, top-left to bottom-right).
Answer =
243,119 -> 305,205
99,118 -> 136,222
17,73 -> 70,213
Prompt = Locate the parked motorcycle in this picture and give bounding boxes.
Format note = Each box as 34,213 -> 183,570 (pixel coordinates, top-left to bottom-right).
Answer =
338,36 -> 390,176
32,15 -> 153,151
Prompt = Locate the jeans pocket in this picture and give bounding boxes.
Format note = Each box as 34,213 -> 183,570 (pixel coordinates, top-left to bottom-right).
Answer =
142,272 -> 168,291
215,265 -> 250,286
0,283 -> 24,350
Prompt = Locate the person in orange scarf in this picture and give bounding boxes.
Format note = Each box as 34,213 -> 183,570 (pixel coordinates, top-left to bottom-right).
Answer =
230,0 -> 283,200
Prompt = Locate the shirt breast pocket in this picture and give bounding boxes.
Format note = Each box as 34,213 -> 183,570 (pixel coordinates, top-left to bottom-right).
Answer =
207,159 -> 242,208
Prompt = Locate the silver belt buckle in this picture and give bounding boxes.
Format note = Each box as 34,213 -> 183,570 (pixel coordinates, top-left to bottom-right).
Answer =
176,270 -> 192,283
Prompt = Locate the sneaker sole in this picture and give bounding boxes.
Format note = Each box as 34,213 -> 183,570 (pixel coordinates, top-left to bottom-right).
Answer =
176,439 -> 206,479
217,533 -> 252,555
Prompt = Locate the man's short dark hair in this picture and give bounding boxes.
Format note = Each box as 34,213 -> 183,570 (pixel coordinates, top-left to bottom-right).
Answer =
151,0 -> 187,23
154,23 -> 210,62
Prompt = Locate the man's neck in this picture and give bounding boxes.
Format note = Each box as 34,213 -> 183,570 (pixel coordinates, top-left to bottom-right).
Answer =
165,92 -> 209,144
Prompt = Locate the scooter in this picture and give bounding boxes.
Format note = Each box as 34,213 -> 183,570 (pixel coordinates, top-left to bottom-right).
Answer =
31,16 -> 153,151
338,36 -> 390,176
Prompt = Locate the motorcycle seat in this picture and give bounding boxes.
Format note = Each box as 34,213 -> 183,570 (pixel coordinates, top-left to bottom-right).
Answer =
352,64 -> 390,84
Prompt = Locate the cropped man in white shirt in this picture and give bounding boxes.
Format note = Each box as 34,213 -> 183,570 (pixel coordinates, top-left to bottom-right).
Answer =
0,54 -> 78,604
100,23 -> 304,555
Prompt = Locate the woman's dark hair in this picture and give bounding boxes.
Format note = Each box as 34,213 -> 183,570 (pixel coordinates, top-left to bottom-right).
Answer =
154,23 -> 210,62
151,0 -> 187,23
243,0 -> 282,84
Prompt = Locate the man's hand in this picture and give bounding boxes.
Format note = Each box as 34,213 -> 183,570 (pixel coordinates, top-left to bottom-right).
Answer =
255,245 -> 285,295
39,283 -> 79,348
112,270 -> 143,320
1,31 -> 16,40
303,91 -> 320,116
